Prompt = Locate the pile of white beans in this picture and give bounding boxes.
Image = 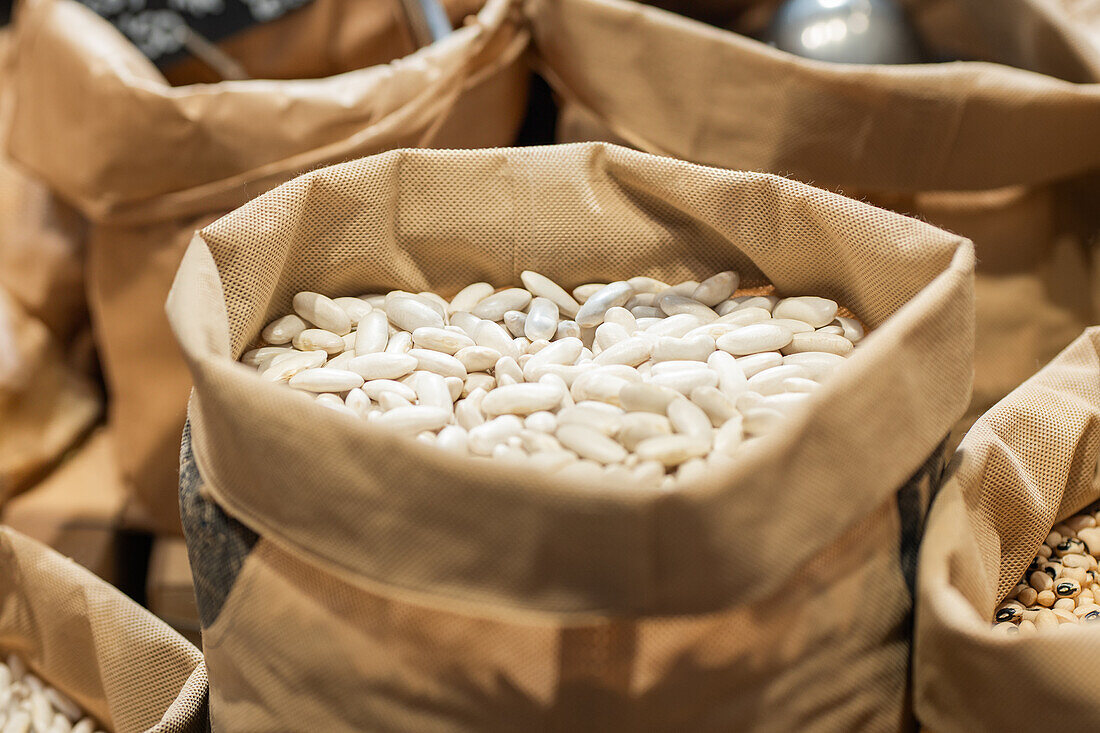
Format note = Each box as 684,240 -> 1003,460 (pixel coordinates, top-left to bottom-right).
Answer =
0,654 -> 103,733
994,504 -> 1100,634
243,271 -> 864,488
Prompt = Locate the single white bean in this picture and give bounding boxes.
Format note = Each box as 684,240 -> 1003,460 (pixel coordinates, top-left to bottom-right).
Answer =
692,271 -> 739,306
520,270 -> 582,318
644,313 -> 700,338
747,365 -> 812,396
619,382 -> 679,415
707,350 -> 749,399
482,383 -> 564,416
385,293 -> 445,332
449,282 -> 494,313
468,415 -> 524,455
261,314 -> 308,345
716,324 -> 793,356
354,310 -> 389,355
471,288 -> 532,320
649,368 -> 719,395
657,292 -> 718,322
835,316 -> 865,343
503,310 -> 527,338
635,434 -> 709,467
690,386 -> 737,426
556,423 -> 628,465
593,336 -> 652,367
374,405 -> 451,435
436,425 -> 469,453
385,331 -> 413,354
349,353 -> 418,380
781,352 -> 846,380
261,349 -> 327,381
773,296 -> 838,328
781,332 -> 854,356
651,335 -> 715,362
408,348 -> 467,380
293,291 -> 352,334
668,398 -> 712,438
292,328 -> 345,355
575,281 -> 634,327
412,326 -> 474,354
524,297 -> 561,342
362,379 -> 417,402
767,318 -> 815,335
333,297 -> 373,325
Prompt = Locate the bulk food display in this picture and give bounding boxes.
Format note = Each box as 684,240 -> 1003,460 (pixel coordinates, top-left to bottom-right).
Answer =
529,0 -> 1100,444
914,328 -> 1100,731
0,528 -> 208,733
167,143 -> 973,729
5,0 -> 529,534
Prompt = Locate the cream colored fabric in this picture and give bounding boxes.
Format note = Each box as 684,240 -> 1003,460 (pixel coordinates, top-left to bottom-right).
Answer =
6,0 -> 529,534
0,28 -> 100,502
914,327 -> 1100,731
530,0 -> 1100,445
0,527 -> 208,732
167,143 -> 974,729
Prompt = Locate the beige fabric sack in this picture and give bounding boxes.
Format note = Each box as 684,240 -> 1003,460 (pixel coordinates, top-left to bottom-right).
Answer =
0,526 -> 208,732
914,327 -> 1100,731
167,143 -> 974,730
0,42 -> 100,501
529,0 -> 1100,446
6,0 -> 529,534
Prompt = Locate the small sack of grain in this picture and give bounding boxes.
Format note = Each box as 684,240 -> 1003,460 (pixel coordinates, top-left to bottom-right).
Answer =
914,327 -> 1100,731
6,0 -> 529,535
0,527 -> 208,733
168,142 -> 973,730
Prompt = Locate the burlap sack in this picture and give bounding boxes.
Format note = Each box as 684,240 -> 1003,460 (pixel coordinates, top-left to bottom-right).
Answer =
529,0 -> 1100,447
6,0 -> 529,534
0,526 -> 208,732
166,143 -> 974,730
913,327 -> 1100,731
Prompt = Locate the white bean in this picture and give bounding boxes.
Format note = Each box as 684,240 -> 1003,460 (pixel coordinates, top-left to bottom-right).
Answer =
374,405 -> 451,435
556,424 -> 628,465
385,293 -> 445,331
692,271 -> 739,306
521,270 -> 582,318
261,314 -> 308,345
773,296 -> 838,328
293,291 -> 352,334
471,288 -> 532,320
482,383 -> 564,416
293,328 -> 345,355
781,332 -> 854,356
575,281 -> 634,327
449,282 -> 494,313
412,327 -> 474,354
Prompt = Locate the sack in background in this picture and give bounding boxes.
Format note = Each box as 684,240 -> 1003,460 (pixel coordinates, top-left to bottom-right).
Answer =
1,430 -> 127,584
6,0 -> 529,534
167,142 -> 973,730
529,0 -> 1100,446
0,27 -> 100,501
914,327 -> 1100,731
0,526 -> 208,733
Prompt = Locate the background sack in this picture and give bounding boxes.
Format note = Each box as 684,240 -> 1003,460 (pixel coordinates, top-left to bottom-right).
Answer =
529,0 -> 1100,446
914,327 -> 1100,731
0,526 -> 208,733
6,0 -> 529,534
0,28 -> 99,502
167,143 -> 973,730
